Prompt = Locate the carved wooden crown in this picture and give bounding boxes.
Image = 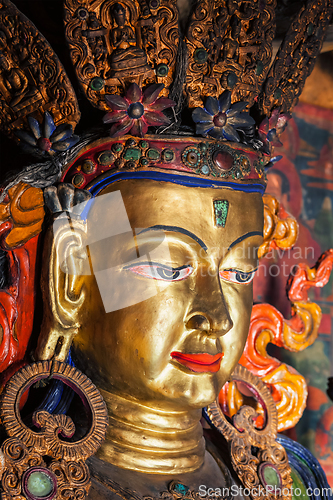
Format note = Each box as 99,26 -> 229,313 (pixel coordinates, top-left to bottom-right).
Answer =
0,0 -> 332,164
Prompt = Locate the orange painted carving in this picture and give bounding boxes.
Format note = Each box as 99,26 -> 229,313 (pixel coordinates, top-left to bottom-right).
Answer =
0,182 -> 45,249
0,183 -> 45,375
259,194 -> 299,259
220,249 -> 333,431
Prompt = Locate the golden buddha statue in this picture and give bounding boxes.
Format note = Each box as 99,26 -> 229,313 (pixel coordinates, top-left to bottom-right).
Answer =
0,1 -> 331,499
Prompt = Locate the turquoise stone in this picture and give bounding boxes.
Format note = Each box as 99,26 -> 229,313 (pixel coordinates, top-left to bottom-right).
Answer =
262,465 -> 281,487
147,148 -> 160,160
124,147 -> 141,161
112,143 -> 123,153
214,200 -> 229,227
201,164 -> 209,174
274,88 -> 282,99
174,483 -> 189,495
27,472 -> 54,498
256,61 -> 264,75
162,149 -> 174,162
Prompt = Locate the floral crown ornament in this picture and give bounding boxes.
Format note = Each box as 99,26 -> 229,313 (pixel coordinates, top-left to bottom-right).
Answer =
103,83 -> 176,138
0,0 -> 332,188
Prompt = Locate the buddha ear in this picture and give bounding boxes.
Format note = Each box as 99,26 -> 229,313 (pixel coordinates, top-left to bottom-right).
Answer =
36,185 -> 92,362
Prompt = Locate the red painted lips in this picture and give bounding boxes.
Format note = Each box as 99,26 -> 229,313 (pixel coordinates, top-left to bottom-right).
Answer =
170,352 -> 223,373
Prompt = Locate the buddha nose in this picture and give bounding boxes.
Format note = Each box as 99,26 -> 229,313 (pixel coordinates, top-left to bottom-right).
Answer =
185,280 -> 233,336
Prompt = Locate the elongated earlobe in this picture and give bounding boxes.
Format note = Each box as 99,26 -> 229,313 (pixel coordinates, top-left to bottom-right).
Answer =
36,185 -> 92,362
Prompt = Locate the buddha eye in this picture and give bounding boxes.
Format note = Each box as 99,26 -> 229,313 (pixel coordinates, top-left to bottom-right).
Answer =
219,268 -> 257,284
123,262 -> 193,281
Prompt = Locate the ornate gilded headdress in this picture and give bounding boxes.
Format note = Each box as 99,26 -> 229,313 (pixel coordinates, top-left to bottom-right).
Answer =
0,0 -> 331,195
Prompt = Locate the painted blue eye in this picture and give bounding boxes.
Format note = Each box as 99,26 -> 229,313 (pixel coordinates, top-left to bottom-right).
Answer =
124,263 -> 193,281
219,268 -> 257,284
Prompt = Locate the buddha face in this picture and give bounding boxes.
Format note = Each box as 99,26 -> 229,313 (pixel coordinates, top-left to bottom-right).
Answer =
72,179 -> 263,411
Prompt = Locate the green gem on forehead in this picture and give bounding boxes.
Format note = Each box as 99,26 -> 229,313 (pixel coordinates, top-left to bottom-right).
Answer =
214,200 -> 229,228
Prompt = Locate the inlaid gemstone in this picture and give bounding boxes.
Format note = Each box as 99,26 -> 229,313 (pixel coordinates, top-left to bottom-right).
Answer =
162,149 -> 174,162
82,160 -> 96,174
128,102 -> 144,119
201,164 -> 209,174
258,463 -> 282,488
98,151 -> 115,165
227,72 -> 237,87
147,149 -> 160,160
72,174 -> 85,187
26,471 -> 54,498
214,200 -> 229,227
213,150 -> 233,171
194,48 -> 208,64
169,480 -> 190,496
112,142 -> 123,153
124,148 -> 141,161
90,77 -> 104,91
37,138 -> 52,152
256,61 -> 264,75
156,64 -> 169,77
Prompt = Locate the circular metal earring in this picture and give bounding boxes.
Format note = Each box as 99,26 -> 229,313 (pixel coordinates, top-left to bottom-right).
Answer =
0,360 -> 108,500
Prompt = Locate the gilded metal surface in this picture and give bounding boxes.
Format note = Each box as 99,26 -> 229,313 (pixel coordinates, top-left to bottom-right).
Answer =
259,194 -> 299,259
185,0 -> 276,109
0,0 -> 80,141
37,179 -> 263,473
258,0 -> 333,117
64,0 -> 179,110
207,365 -> 293,500
97,388 -> 205,474
0,361 -> 108,500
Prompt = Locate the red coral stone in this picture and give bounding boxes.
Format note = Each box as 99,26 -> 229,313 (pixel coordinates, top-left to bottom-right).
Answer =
213,150 -> 233,171
37,138 -> 52,152
213,112 -> 227,127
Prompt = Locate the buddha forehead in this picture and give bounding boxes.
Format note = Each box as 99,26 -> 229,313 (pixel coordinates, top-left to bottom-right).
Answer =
87,178 -> 264,252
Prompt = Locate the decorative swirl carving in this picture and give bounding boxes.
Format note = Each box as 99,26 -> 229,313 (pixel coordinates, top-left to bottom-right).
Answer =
0,362 -> 108,500
220,250 -> 333,431
259,194 -> 299,259
0,361 -> 108,461
49,460 -> 91,500
258,0 -> 333,118
207,365 -> 293,500
185,0 -> 276,109
0,0 -> 80,142
64,0 -> 179,109
0,182 -> 45,250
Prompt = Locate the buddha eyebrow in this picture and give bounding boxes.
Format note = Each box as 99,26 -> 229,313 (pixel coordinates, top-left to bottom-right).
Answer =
228,231 -> 263,251
137,225 -> 208,252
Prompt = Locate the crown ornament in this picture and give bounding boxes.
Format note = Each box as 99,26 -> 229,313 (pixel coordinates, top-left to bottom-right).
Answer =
0,0 -> 332,189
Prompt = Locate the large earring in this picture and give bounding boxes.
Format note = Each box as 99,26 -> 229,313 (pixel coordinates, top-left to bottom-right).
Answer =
206,365 -> 293,498
0,361 -> 108,500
